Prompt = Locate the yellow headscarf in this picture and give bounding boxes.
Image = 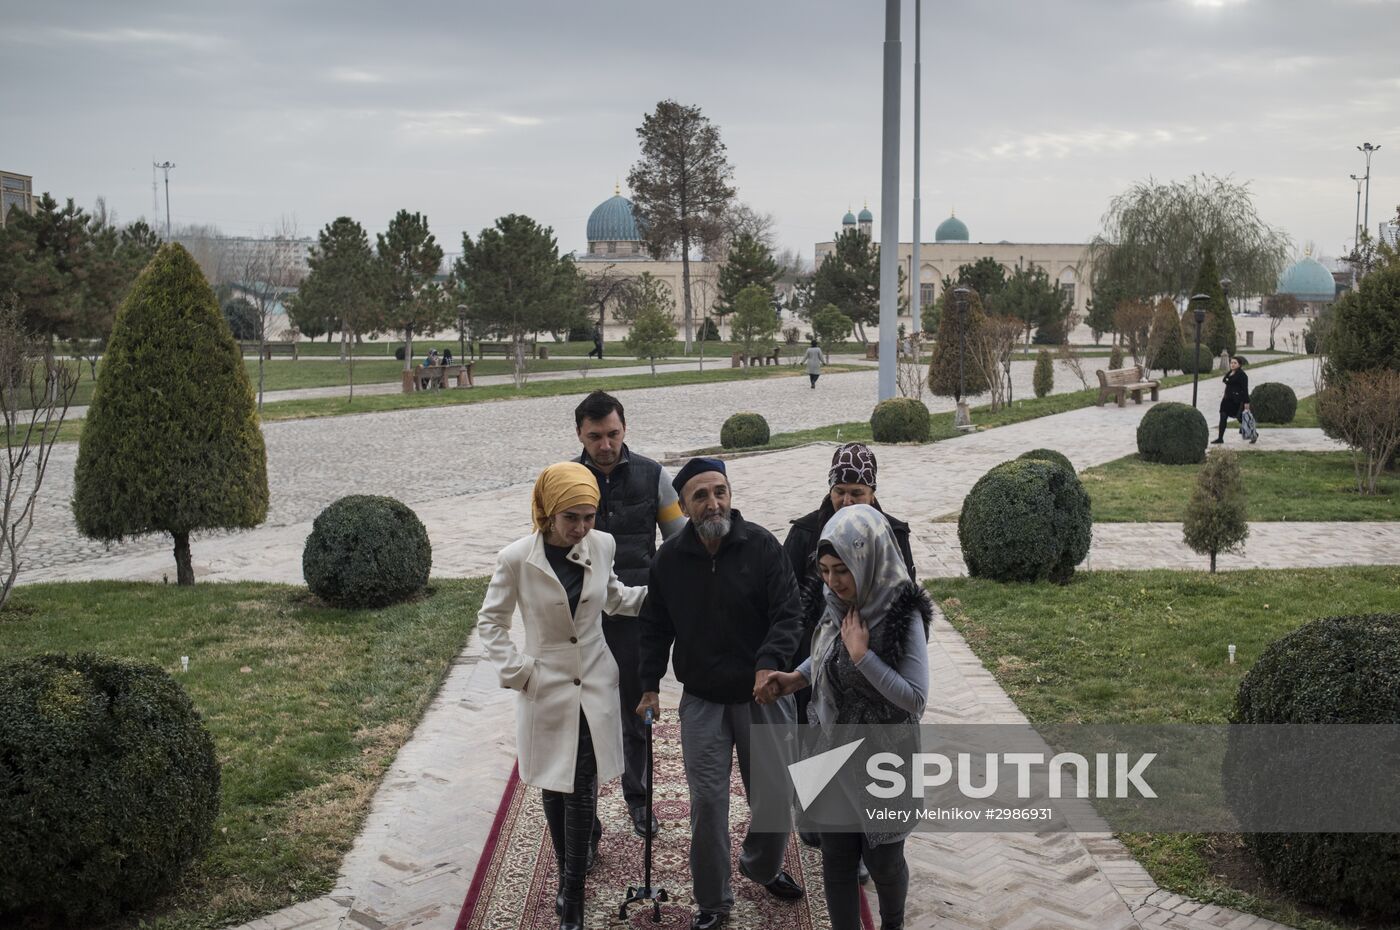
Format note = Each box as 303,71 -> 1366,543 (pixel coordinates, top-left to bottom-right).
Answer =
531,462 -> 600,531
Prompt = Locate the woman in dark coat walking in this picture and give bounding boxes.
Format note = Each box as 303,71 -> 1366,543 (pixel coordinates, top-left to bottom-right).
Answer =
1213,355 -> 1251,444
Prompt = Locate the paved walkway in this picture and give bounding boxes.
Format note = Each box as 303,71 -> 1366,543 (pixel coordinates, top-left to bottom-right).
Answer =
26,357 -> 1355,930
29,354 -> 1102,578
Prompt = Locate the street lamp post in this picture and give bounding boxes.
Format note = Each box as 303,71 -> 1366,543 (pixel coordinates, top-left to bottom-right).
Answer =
1190,293 -> 1210,409
953,287 -> 972,428
1350,173 -> 1365,250
456,305 -> 468,362
1358,142 -> 1381,238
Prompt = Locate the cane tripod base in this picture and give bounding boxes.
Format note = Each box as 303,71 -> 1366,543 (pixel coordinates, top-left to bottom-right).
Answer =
619,885 -> 669,922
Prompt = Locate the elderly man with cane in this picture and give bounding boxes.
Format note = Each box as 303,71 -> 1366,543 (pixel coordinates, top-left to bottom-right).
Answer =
636,457 -> 806,930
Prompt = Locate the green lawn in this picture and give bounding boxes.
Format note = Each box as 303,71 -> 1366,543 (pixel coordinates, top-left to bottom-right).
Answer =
0,579 -> 483,930
1078,451 -> 1398,522
931,567 -> 1400,930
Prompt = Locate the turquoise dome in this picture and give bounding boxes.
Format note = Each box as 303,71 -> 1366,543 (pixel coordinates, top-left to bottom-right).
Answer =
858,206 -> 873,223
935,214 -> 969,242
842,210 -> 857,226
1277,256 -> 1336,303
587,194 -> 642,242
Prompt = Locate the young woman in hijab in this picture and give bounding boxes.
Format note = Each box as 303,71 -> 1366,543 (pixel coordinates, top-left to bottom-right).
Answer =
1213,355 -> 1252,445
763,504 -> 930,930
477,461 -> 647,930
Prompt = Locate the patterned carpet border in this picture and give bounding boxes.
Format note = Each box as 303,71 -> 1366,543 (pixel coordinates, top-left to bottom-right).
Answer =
455,722 -> 872,930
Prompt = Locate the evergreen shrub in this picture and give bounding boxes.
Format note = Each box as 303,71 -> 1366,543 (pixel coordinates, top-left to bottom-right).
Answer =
1137,402 -> 1209,465
1018,448 -> 1074,474
957,459 -> 1092,584
1033,349 -> 1054,398
0,654 -> 220,922
1230,613 -> 1400,915
870,397 -> 931,443
720,412 -> 770,449
1249,383 -> 1297,424
303,495 -> 432,607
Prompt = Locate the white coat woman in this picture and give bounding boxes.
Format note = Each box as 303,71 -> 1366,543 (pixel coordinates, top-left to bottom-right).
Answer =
477,461 -> 646,930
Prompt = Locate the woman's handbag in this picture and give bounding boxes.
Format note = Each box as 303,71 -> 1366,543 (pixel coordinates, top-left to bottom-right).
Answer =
1239,409 -> 1259,444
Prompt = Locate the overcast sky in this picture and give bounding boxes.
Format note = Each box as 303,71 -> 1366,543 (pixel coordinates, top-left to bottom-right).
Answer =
3,0 -> 1397,267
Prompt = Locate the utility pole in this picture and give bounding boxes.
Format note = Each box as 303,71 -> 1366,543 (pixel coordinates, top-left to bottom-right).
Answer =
154,160 -> 175,240
1358,142 -> 1380,239
877,0 -> 901,401
910,0 -> 923,335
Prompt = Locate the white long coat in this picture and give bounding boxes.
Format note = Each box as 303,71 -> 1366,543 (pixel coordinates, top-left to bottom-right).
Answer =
477,529 -> 646,792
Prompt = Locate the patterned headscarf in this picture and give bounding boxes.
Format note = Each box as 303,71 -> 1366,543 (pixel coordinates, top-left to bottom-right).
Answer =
531,462 -> 600,530
828,442 -> 877,490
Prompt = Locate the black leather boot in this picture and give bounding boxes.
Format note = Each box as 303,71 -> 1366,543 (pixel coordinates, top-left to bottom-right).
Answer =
541,791 -> 567,917
558,778 -> 596,930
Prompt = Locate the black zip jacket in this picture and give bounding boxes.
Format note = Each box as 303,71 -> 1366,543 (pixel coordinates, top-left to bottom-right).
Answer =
639,509 -> 804,704
1220,368 -> 1250,417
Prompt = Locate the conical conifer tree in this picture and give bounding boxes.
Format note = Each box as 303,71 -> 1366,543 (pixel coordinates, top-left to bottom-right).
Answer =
927,287 -> 991,399
1147,297 -> 1185,374
1193,248 -> 1236,356
73,243 -> 268,584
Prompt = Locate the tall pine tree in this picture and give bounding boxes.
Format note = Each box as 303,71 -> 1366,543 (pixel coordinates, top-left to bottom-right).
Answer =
811,227 -> 880,343
927,288 -> 991,399
295,217 -> 381,399
1146,297 -> 1185,375
376,210 -> 445,369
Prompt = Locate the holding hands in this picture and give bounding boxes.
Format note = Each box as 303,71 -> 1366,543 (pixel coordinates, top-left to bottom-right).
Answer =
754,668 -> 808,705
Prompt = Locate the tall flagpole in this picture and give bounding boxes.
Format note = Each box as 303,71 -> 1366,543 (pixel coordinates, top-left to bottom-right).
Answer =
911,0 -> 922,335
877,0 -> 902,400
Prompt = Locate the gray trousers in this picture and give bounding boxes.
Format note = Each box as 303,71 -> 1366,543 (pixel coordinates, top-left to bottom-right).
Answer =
679,690 -> 796,914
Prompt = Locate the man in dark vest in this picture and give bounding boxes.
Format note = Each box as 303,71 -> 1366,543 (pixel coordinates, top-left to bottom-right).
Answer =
575,390 -> 686,839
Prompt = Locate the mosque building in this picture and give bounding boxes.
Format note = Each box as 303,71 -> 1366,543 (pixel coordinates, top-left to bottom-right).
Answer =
1275,248 -> 1340,311
574,185 -> 720,332
814,207 -> 1100,324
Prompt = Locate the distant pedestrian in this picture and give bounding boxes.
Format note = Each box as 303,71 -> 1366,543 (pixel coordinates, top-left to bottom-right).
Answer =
803,339 -> 825,389
1213,355 -> 1251,445
587,325 -> 605,359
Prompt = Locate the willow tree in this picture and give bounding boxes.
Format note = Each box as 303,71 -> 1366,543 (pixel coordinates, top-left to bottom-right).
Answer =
72,244 -> 268,584
1089,174 -> 1290,304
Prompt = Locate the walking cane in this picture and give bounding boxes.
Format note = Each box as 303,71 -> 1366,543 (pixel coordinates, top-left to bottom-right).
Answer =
619,708 -> 668,923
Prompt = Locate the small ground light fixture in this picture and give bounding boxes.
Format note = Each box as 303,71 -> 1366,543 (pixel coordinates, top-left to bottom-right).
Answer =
1228,645 -> 1236,664
181,656 -> 190,672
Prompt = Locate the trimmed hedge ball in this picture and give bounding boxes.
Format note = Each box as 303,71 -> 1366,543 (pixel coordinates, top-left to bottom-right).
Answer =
957,459 -> 1093,584
1248,382 -> 1297,424
1017,448 -> 1074,474
303,495 -> 432,607
1137,402 -> 1209,465
0,653 -> 220,922
1230,614 -> 1400,915
720,412 -> 770,449
870,397 -> 931,443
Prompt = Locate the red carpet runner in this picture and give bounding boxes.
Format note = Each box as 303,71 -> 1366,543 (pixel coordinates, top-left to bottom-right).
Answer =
456,722 -> 873,930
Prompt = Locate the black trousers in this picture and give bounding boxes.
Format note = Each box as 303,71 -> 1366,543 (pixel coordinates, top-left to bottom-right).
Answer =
809,373 -> 819,387
819,832 -> 909,930
600,617 -> 648,812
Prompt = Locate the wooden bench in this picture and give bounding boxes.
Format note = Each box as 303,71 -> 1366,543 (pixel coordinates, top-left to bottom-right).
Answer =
241,340 -> 299,360
1095,365 -> 1160,407
474,341 -> 547,360
747,347 -> 782,366
403,363 -> 475,392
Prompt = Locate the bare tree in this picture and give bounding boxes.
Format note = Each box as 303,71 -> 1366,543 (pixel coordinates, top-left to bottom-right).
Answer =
1262,293 -> 1301,351
0,297 -> 78,607
1317,371 -> 1400,496
968,315 -> 1022,411
705,202 -> 778,260
582,264 -> 638,331
896,333 -> 926,401
226,219 -> 308,410
1113,301 -> 1155,364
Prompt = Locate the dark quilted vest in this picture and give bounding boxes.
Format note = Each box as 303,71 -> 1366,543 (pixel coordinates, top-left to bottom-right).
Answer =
584,449 -> 662,588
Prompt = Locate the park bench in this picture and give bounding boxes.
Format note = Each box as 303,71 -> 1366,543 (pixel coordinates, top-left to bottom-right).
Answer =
241,340 -> 299,360
1095,365 -> 1160,407
474,340 -> 548,360
401,363 -> 475,393
748,347 -> 782,366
